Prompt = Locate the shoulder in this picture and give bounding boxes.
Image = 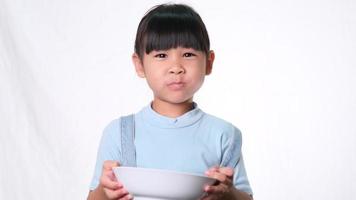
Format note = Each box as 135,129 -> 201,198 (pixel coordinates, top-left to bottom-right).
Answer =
102,113 -> 137,135
200,112 -> 244,167
101,117 -> 122,137
200,112 -> 243,151
101,113 -> 137,141
98,117 -> 123,148
201,112 -> 242,138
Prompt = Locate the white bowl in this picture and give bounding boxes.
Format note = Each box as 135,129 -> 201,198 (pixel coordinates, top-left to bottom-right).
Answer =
113,167 -> 217,200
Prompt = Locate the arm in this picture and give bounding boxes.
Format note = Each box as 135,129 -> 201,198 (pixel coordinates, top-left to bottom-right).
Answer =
87,185 -> 109,200
216,126 -> 253,199
88,119 -> 129,200
87,184 -> 131,200
225,187 -> 253,200
204,167 -> 252,200
87,161 -> 132,200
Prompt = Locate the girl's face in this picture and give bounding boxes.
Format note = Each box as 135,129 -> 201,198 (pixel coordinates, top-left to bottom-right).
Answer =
133,47 -> 214,105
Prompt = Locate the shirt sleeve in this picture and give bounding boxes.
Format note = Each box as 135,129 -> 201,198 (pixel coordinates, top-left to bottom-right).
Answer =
220,125 -> 253,195
89,118 -> 122,190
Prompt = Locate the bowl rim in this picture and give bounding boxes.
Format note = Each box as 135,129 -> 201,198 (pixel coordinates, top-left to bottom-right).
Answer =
113,166 -> 216,180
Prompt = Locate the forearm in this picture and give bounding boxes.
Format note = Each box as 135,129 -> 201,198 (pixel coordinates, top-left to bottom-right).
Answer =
87,184 -> 109,200
224,187 -> 253,200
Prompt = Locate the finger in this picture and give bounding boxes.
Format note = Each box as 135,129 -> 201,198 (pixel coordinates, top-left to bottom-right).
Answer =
108,170 -> 117,181
105,188 -> 129,199
200,193 -> 215,200
207,170 -> 233,186
200,194 -> 218,200
121,193 -> 134,200
206,166 -> 219,173
217,167 -> 234,177
205,184 -> 229,194
100,174 -> 122,190
205,170 -> 228,183
112,189 -> 128,199
103,160 -> 120,170
107,170 -> 123,183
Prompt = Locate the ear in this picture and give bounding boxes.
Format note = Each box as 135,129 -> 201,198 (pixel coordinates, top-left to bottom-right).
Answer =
132,53 -> 145,78
205,50 -> 215,75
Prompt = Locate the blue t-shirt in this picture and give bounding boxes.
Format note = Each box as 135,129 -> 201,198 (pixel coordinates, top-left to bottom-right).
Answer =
90,103 -> 253,195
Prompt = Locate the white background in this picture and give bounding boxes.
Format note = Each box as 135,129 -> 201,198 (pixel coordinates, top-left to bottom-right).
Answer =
1,0 -> 355,199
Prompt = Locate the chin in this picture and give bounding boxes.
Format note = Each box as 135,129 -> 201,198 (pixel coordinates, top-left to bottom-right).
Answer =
161,96 -> 193,105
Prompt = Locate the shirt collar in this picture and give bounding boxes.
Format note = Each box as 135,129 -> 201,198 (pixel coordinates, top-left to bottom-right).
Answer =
139,102 -> 204,129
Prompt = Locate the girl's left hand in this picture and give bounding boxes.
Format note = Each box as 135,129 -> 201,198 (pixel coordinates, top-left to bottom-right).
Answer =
202,166 -> 234,200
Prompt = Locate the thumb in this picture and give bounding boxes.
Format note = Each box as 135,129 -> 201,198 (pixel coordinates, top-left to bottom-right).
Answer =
103,160 -> 120,170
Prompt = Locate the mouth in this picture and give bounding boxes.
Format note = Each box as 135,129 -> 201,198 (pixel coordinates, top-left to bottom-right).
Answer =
167,81 -> 185,90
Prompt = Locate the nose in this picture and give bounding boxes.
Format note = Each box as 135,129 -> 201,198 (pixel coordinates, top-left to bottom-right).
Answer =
169,66 -> 185,75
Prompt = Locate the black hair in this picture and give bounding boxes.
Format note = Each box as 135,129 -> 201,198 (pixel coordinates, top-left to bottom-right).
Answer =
134,4 -> 210,59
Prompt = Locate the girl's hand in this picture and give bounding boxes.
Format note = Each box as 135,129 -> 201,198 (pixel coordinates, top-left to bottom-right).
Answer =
202,166 -> 234,200
100,160 -> 133,200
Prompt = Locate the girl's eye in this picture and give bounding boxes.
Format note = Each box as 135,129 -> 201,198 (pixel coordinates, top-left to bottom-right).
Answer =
154,53 -> 167,58
183,52 -> 196,57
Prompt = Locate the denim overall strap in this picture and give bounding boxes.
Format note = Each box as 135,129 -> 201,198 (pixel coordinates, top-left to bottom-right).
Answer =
120,114 -> 137,167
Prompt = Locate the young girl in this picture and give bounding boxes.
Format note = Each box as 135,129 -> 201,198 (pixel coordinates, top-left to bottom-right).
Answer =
88,3 -> 253,200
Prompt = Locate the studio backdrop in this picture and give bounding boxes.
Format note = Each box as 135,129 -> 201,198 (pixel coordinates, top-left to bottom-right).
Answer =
1,0 -> 355,199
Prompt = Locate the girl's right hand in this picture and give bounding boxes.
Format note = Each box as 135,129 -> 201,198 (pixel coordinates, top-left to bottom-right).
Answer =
100,160 -> 133,200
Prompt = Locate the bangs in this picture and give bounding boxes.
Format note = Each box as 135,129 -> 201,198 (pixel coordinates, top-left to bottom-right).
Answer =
134,4 -> 210,58
143,16 -> 209,54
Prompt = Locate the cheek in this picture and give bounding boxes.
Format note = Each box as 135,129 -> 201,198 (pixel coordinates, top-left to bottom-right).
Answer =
189,71 -> 206,88
145,71 -> 165,89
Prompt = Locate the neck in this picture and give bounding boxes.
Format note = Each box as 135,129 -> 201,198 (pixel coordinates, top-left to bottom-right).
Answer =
151,99 -> 194,118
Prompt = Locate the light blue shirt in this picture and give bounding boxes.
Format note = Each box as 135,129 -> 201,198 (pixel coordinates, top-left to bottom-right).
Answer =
90,103 -> 253,195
